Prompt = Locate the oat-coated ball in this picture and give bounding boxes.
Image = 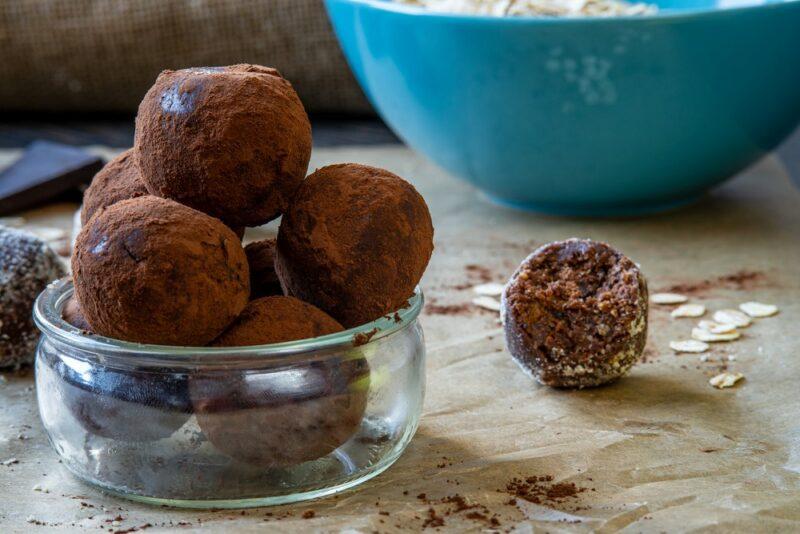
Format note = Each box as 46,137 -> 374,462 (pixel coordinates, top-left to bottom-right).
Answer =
80,149 -> 148,226
502,238 -> 648,388
191,296 -> 369,467
0,227 -> 65,367
134,64 -> 312,227
72,196 -> 249,345
275,163 -> 434,328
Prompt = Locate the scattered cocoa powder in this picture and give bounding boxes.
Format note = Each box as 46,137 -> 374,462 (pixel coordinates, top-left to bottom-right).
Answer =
301,511 -> 315,519
504,475 -> 587,505
353,327 -> 379,346
659,270 -> 767,296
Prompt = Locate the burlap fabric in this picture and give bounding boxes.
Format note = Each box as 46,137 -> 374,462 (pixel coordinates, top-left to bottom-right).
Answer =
0,0 -> 371,114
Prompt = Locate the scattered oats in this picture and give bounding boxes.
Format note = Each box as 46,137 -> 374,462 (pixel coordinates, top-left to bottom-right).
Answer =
670,339 -> 709,353
0,216 -> 26,227
111,520 -> 122,527
651,293 -> 688,304
713,309 -> 751,328
32,484 -> 49,493
709,372 -> 744,389
472,282 -> 504,297
697,320 -> 738,334
28,227 -> 66,242
692,327 -> 741,342
727,355 -> 736,362
1,458 -> 18,466
26,516 -> 36,523
739,301 -> 778,318
671,303 -> 705,318
700,354 -> 710,362
472,296 -> 501,312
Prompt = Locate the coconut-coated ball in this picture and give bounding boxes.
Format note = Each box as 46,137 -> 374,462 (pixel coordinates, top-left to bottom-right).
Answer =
72,196 -> 249,345
275,164 -> 434,328
80,149 -> 148,226
502,239 -> 648,389
134,64 -> 312,227
191,296 -> 369,467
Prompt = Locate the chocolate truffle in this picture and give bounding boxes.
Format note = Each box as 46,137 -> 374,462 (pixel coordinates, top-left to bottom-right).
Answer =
80,149 -> 148,225
502,239 -> 648,388
62,295 -> 93,332
54,354 -> 192,442
0,226 -> 65,368
275,164 -> 434,328
244,238 -> 282,299
135,64 -> 312,227
191,296 -> 369,467
72,196 -> 249,345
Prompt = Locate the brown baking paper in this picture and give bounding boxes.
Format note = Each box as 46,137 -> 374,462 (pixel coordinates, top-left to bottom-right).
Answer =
1,146 -> 799,532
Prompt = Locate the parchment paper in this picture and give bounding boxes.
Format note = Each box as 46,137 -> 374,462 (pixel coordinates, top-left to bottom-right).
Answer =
1,145 -> 798,532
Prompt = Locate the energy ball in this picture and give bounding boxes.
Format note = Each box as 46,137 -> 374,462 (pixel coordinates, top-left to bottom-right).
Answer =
135,64 -> 312,227
72,196 -> 249,345
0,227 -> 65,368
80,149 -> 148,225
54,354 -> 192,442
276,163 -> 434,328
244,238 -> 283,299
502,239 -> 648,388
62,295 -> 93,333
191,296 -> 369,468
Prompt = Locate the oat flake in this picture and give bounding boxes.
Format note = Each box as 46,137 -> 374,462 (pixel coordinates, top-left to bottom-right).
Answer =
651,293 -> 689,305
670,303 -> 705,318
472,296 -> 501,312
697,320 -> 738,334
709,372 -> 744,389
739,301 -> 778,318
692,327 -> 741,343
472,282 -> 505,297
713,309 -> 752,328
669,340 -> 709,353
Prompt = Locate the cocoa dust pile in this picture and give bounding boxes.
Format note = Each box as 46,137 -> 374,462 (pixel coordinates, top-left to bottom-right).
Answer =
504,475 -> 587,505
659,270 -> 766,296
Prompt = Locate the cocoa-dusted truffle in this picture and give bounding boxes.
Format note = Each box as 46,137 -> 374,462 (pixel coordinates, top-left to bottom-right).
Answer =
135,64 -> 312,227
62,295 -> 93,332
54,354 -> 191,442
275,164 -> 434,328
1,226 -> 65,367
191,296 -> 369,467
502,239 -> 648,388
80,149 -> 148,225
72,196 -> 249,345
244,238 -> 282,299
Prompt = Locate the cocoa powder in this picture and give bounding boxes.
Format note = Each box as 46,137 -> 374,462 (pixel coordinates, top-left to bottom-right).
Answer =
81,149 -> 149,225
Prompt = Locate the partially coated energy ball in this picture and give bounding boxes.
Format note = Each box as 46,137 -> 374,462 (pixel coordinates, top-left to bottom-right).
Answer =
191,296 -> 369,467
275,164 -> 434,328
0,227 -> 65,367
72,196 -> 249,345
502,239 -> 648,388
80,149 -> 148,226
135,64 -> 312,227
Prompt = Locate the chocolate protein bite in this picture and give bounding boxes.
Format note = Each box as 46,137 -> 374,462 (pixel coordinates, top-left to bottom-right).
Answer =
62,295 -> 93,332
244,238 -> 283,299
0,226 -> 65,367
135,64 -> 312,227
191,296 -> 369,467
72,196 -> 249,346
502,239 -> 648,388
275,163 -> 434,328
80,149 -> 148,226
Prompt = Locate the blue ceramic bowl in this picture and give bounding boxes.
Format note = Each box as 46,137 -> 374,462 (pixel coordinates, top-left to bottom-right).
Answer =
325,0 -> 800,215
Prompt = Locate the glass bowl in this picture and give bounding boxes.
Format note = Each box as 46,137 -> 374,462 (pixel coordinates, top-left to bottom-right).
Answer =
33,278 -> 425,508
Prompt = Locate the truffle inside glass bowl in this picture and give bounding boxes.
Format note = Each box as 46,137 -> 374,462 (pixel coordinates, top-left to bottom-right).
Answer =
34,278 -> 425,508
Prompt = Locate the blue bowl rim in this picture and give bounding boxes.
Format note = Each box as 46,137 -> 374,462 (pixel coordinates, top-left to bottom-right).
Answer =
326,0 -> 800,23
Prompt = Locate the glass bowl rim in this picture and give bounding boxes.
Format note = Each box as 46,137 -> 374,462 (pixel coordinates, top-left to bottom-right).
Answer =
34,278 -> 424,366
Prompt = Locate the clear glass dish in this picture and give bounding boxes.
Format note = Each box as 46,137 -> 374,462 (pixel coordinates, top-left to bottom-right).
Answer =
33,278 -> 425,508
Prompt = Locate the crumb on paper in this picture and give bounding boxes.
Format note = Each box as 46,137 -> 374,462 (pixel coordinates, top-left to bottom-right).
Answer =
472,296 -> 501,312
691,327 -> 741,343
709,372 -> 744,389
670,340 -> 709,353
671,304 -> 705,318
713,309 -> 752,328
1,457 -> 19,466
651,293 -> 689,305
739,301 -> 778,318
472,282 -> 504,297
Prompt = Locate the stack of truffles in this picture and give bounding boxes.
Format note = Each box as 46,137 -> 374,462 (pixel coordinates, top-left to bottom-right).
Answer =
63,64 -> 434,466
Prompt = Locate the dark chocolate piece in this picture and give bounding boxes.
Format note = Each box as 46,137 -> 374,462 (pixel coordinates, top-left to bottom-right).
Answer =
0,141 -> 104,215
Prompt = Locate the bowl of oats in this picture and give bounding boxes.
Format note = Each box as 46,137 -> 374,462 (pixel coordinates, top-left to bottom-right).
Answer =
325,0 -> 800,215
